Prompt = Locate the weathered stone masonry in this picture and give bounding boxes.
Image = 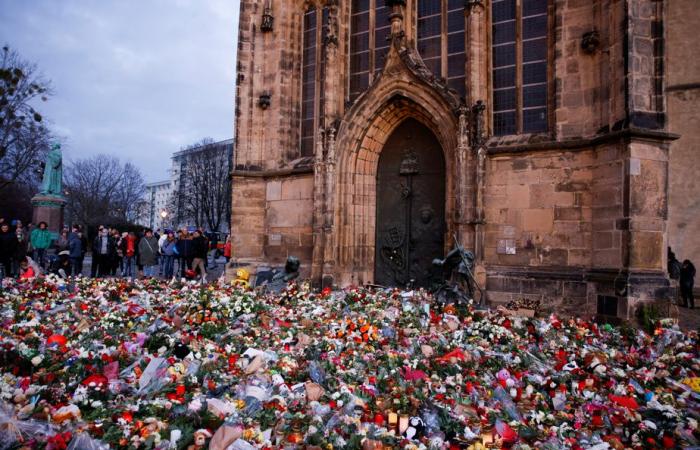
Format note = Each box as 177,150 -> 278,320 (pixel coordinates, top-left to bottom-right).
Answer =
230,0 -> 699,318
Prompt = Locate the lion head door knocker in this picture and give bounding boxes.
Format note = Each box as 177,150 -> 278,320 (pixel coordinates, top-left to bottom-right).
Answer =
419,207 -> 433,224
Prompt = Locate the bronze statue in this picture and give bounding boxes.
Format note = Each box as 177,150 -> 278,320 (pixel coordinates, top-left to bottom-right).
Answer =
431,236 -> 484,306
266,256 -> 301,294
39,143 -> 63,197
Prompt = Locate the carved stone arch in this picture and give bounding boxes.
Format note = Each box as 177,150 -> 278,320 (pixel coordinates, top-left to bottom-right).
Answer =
299,0 -> 317,11
329,78 -> 461,285
298,0 -> 334,11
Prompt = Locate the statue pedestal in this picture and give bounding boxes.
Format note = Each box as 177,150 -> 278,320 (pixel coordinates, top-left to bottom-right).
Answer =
31,195 -> 67,237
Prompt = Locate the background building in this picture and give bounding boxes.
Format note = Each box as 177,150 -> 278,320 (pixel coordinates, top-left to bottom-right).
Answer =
230,0 -> 699,318
139,180 -> 172,231
171,138 -> 233,233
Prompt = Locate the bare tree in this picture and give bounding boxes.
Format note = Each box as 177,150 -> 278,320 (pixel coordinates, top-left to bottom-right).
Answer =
0,123 -> 52,192
0,45 -> 51,162
64,155 -> 145,227
176,138 -> 231,232
113,162 -> 147,223
0,45 -> 53,197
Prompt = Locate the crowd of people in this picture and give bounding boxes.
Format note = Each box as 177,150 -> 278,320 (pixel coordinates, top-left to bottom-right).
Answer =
0,218 -> 232,282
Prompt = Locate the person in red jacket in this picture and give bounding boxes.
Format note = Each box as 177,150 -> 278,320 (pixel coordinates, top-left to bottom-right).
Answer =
223,236 -> 232,263
121,232 -> 138,278
19,258 -> 36,280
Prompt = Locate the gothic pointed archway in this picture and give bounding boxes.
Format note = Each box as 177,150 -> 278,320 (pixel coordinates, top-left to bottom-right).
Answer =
312,29 -> 473,287
375,119 -> 446,287
326,90 -> 461,286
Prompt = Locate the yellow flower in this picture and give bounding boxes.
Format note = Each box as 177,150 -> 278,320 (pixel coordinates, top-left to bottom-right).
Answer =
683,377 -> 700,393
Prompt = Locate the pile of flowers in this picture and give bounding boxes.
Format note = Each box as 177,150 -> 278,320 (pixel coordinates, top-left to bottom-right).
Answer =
0,274 -> 697,449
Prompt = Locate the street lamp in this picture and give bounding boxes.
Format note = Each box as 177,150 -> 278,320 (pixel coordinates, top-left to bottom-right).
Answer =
160,210 -> 168,229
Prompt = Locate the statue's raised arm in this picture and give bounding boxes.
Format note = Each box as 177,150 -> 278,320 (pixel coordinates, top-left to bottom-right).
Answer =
39,143 -> 63,197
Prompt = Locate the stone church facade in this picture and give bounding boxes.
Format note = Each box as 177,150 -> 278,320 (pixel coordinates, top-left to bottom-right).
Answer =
231,0 -> 699,317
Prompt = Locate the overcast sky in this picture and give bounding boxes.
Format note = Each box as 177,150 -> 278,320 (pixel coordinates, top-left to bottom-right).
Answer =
0,0 -> 240,182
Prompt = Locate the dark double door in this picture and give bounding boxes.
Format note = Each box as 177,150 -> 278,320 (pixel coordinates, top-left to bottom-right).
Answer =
374,119 -> 446,288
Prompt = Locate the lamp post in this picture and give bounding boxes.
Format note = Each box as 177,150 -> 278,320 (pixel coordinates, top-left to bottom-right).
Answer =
160,210 -> 168,230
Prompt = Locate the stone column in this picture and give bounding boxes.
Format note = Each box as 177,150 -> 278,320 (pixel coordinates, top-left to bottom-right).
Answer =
471,101 -> 487,263
311,127 -> 327,283
455,105 -> 471,247
620,139 -> 672,315
466,1 -> 488,108
314,0 -> 341,287
465,2 -> 488,262
322,126 -> 337,288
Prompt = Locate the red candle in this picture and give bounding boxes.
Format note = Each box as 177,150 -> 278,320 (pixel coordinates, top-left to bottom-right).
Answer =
373,413 -> 385,426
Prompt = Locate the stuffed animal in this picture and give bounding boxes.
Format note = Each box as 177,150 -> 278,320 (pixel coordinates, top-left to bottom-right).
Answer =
403,416 -> 425,440
173,342 -> 190,359
187,429 -> 212,450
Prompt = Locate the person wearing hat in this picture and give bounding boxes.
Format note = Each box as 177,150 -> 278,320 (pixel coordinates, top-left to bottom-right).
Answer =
50,250 -> 72,278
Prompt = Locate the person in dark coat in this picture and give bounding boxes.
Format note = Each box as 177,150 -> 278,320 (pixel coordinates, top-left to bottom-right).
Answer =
78,226 -> 88,275
138,229 -> 160,278
176,231 -> 194,278
668,248 -> 681,280
68,227 -> 83,276
109,229 -> 122,276
191,230 -> 208,282
0,223 -> 18,279
680,259 -> 696,309
13,223 -> 28,277
92,227 -> 116,277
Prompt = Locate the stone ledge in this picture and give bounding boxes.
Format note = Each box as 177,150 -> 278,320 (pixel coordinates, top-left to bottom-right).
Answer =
486,264 -> 587,281
31,195 -> 67,207
487,127 -> 680,156
232,167 -> 314,178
